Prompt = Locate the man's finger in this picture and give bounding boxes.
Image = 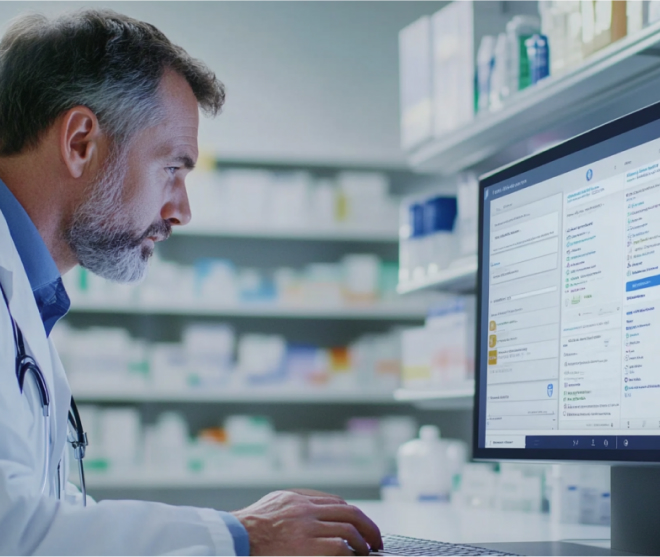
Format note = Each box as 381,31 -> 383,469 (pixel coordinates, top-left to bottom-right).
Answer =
287,488 -> 346,501
316,504 -> 382,551
307,496 -> 350,506
314,522 -> 370,556
316,537 -> 356,557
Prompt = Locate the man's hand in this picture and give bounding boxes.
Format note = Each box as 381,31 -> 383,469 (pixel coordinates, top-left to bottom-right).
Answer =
231,489 -> 383,556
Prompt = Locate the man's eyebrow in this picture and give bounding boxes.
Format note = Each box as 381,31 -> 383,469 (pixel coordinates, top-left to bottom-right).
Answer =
172,154 -> 196,170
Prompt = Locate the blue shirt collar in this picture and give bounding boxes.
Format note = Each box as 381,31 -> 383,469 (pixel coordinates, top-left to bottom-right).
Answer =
0,179 -> 70,335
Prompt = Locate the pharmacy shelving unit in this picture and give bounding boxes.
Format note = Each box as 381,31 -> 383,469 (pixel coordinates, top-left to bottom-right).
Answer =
396,256 -> 478,295
72,386 -> 402,405
394,382 -> 475,411
409,20 -> 660,176
73,385 -> 477,410
67,301 -> 430,320
176,225 -> 398,243
79,467 -> 389,509
83,468 -> 384,490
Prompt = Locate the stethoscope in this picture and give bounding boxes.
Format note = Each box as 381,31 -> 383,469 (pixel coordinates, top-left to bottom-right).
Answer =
0,282 -> 88,506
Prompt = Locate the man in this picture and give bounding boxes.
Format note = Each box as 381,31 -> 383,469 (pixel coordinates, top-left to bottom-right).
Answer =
0,10 -> 382,555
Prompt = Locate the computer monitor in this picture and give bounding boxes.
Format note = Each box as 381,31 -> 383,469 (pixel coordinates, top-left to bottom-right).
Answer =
475,101 -> 660,556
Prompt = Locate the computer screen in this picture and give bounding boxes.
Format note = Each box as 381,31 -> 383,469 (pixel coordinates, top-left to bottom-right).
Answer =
474,102 -> 660,463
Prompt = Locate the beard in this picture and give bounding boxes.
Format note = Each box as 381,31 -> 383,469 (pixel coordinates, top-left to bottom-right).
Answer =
64,146 -> 172,283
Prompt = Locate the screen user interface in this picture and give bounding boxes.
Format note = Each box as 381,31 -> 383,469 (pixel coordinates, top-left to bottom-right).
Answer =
479,119 -> 660,453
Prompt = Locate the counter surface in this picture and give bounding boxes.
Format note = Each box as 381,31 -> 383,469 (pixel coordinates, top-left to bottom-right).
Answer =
352,501 -> 610,546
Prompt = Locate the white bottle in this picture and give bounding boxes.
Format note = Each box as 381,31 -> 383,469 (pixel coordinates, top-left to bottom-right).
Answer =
476,35 -> 496,113
505,15 -> 541,95
579,465 -> 611,526
489,33 -> 509,110
549,464 -> 581,524
396,425 -> 450,502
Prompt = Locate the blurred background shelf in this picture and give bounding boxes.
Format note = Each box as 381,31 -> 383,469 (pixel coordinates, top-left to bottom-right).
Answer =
397,257 -> 478,295
84,468 -> 384,490
72,387 -> 400,405
176,226 -> 398,243
394,384 -> 475,410
409,21 -> 660,175
67,302 -> 429,320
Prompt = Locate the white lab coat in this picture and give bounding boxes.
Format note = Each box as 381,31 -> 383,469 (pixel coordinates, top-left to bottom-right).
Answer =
0,211 -> 238,555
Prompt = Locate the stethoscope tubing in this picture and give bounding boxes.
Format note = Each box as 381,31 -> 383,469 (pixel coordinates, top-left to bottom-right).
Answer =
41,414 -> 50,496
0,280 -> 86,505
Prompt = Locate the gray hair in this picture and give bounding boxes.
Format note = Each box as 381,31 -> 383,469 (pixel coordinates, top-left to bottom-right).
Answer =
0,9 -> 225,155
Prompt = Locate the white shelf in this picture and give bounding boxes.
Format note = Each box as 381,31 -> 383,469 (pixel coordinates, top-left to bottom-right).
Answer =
394,383 -> 474,409
72,386 -> 399,404
67,301 -> 428,320
175,226 -> 398,242
397,257 -> 478,295
84,468 -> 384,489
409,23 -> 660,174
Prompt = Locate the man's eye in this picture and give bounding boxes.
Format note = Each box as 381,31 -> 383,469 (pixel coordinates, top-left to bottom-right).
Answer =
166,167 -> 179,176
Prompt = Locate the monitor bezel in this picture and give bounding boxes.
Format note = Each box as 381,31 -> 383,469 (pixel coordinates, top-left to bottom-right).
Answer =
473,100 -> 660,463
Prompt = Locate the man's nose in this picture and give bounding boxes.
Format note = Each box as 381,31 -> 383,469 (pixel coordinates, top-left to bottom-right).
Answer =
161,182 -> 192,226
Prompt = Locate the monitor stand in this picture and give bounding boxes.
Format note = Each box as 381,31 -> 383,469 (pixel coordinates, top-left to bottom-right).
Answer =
610,465 -> 660,556
468,466 -> 660,556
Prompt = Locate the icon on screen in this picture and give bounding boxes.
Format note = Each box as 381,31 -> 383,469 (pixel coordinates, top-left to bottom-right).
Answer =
547,384 -> 554,397
586,169 -> 593,181
485,189 -> 490,200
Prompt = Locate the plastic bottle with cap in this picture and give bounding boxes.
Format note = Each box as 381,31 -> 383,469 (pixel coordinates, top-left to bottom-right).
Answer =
476,35 -> 497,113
423,196 -> 457,276
396,425 -> 450,502
525,34 -> 550,85
505,15 -> 541,95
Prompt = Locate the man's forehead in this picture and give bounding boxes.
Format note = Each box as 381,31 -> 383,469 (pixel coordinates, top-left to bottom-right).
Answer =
155,139 -> 198,161
138,70 -> 200,160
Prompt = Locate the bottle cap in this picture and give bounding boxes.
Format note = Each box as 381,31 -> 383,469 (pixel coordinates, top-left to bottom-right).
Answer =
423,197 -> 457,234
409,203 -> 425,238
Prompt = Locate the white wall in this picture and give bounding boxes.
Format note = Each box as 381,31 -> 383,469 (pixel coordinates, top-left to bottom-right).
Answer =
0,1 -> 446,168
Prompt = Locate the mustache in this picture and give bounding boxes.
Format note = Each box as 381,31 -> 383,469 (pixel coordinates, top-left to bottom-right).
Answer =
76,219 -> 173,254
138,219 -> 172,244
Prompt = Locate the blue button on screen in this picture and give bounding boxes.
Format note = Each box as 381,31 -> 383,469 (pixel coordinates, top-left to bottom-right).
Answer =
626,273 -> 660,292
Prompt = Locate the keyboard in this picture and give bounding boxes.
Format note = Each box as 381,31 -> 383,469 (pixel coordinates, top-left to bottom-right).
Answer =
374,534 -> 519,556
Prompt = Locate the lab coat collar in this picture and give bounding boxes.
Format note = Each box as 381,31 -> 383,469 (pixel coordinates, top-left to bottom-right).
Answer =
0,180 -> 71,335
0,179 -> 61,293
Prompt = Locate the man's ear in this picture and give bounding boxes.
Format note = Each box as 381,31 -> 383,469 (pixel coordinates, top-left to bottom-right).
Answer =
59,106 -> 104,179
